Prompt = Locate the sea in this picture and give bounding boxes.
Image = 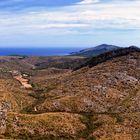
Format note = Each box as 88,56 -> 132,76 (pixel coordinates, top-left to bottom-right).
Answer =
0,47 -> 83,56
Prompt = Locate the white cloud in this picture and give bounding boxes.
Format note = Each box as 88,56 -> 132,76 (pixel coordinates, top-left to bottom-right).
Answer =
0,0 -> 140,36
79,0 -> 100,4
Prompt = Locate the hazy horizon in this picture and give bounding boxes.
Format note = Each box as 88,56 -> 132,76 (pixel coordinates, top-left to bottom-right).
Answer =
0,43 -> 139,49
0,43 -> 132,49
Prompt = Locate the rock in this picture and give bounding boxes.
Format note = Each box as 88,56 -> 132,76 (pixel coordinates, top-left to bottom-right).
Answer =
0,101 -> 10,134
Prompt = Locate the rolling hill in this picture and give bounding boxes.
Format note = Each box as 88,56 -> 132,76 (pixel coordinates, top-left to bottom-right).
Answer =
0,46 -> 140,139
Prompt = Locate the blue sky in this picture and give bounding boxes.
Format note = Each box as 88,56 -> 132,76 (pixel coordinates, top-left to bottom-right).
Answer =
0,0 -> 140,48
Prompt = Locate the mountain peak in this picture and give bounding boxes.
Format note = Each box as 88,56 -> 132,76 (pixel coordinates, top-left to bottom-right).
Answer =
94,44 -> 120,50
70,44 -> 121,57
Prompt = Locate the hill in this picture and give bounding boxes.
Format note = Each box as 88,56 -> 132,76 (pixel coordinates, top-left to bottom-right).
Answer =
70,44 -> 121,57
30,47 -> 140,114
0,47 -> 139,139
74,46 -> 140,70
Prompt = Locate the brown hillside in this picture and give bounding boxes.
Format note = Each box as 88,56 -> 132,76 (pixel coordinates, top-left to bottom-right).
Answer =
0,48 -> 139,139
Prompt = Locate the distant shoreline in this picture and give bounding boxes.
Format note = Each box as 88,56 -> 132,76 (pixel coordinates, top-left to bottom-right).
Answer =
0,47 -> 83,57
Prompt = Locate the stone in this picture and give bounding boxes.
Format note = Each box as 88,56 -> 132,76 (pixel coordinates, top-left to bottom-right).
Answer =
0,101 -> 10,134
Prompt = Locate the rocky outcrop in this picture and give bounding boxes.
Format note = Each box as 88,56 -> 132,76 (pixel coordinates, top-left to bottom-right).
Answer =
0,101 -> 10,134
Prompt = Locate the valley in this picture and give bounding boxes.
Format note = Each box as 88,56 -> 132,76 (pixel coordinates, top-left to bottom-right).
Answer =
0,46 -> 140,140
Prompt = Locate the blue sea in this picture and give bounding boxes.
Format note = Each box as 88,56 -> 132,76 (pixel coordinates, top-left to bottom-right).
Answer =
0,48 -> 83,56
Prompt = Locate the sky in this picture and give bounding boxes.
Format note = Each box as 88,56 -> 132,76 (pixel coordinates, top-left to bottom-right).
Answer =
0,0 -> 140,48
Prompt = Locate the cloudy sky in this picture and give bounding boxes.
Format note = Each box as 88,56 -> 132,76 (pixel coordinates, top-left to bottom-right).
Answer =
0,0 -> 140,47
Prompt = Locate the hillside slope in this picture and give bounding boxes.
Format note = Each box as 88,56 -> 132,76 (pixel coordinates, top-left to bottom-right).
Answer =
31,47 -> 140,114
75,46 -> 140,70
0,47 -> 139,139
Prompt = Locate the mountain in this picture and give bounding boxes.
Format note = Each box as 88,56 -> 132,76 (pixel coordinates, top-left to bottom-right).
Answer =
74,46 -> 140,70
0,46 -> 140,139
70,44 -> 121,57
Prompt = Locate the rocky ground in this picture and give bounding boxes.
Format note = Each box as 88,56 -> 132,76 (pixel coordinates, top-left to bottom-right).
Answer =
0,47 -> 139,139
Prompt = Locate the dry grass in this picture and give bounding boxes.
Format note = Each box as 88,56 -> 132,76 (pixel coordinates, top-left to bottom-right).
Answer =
0,52 -> 139,139
5,112 -> 86,139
